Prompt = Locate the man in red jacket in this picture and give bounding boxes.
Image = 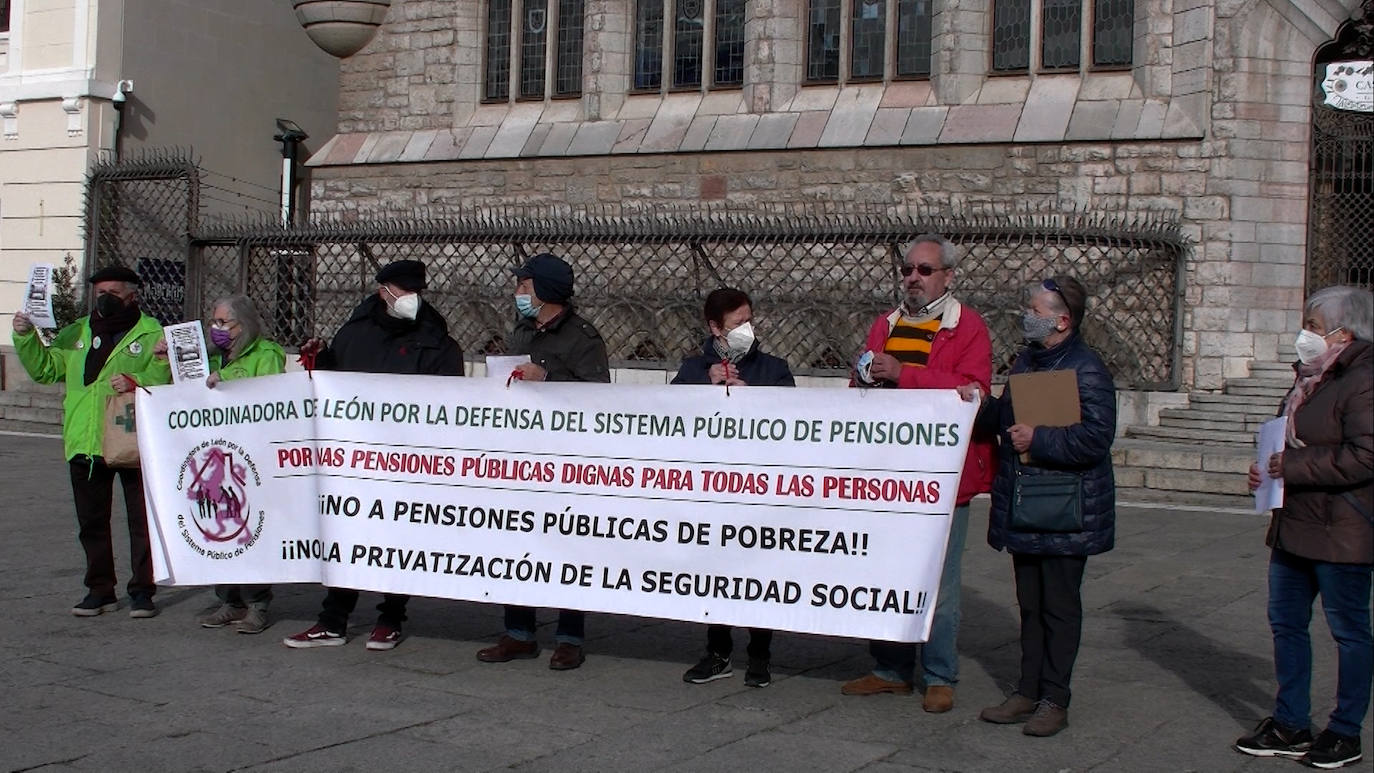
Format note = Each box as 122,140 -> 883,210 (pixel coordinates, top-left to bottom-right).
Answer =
841,233 -> 996,713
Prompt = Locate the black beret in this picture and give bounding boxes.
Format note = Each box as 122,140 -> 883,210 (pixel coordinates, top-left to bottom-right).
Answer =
87,264 -> 143,286
376,259 -> 427,291
511,253 -> 574,304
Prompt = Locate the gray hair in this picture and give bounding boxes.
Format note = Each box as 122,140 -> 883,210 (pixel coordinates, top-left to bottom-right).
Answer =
211,294 -> 266,361
1305,285 -> 1373,342
903,234 -> 958,269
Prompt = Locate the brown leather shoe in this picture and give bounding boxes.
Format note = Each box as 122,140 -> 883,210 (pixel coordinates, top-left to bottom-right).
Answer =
979,693 -> 1038,724
923,685 -> 955,713
476,635 -> 539,662
548,642 -> 585,670
1023,701 -> 1068,737
840,674 -> 913,696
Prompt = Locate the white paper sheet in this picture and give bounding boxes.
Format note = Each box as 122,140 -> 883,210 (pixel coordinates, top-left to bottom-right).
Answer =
165,321 -> 211,386
485,354 -> 531,380
23,264 -> 58,329
1255,416 -> 1287,512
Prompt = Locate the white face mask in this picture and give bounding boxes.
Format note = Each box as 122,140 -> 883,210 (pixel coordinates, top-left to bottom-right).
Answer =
385,287 -> 420,321
724,321 -> 755,357
1294,327 -> 1342,364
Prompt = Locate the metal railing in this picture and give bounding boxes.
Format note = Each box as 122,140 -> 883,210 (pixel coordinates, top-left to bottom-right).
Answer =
85,154 -> 1189,389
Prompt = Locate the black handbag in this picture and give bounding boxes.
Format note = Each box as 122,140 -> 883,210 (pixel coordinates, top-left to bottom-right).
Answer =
1010,459 -> 1085,533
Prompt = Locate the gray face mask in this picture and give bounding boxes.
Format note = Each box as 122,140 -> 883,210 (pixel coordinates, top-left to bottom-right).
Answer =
1021,311 -> 1059,343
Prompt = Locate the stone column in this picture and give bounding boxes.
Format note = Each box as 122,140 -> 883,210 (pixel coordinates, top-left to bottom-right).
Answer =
932,0 -> 989,105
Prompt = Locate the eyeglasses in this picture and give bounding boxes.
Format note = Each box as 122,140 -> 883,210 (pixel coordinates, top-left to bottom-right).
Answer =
900,263 -> 945,277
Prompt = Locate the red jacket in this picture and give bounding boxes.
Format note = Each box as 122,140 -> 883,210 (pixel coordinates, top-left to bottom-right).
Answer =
859,299 -> 996,505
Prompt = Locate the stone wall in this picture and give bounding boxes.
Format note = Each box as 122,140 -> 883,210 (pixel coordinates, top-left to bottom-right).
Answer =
308,0 -> 1370,393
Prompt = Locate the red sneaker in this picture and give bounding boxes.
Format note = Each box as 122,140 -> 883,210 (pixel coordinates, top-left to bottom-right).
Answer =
366,623 -> 402,651
282,624 -> 345,648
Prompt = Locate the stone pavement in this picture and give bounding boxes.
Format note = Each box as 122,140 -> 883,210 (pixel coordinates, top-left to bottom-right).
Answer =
2,430 -> 1367,773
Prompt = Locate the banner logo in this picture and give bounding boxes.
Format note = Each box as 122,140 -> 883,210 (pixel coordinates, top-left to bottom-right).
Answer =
175,439 -> 264,559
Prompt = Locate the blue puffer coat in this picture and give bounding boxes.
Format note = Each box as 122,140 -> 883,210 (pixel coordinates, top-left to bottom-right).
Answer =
671,337 -> 795,387
984,332 -> 1117,556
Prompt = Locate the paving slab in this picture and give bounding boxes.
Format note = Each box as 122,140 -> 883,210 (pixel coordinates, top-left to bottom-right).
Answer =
0,433 -> 1368,772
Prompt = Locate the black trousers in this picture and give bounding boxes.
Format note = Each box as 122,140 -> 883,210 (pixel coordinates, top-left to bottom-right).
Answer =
707,625 -> 773,660
69,458 -> 155,598
318,588 -> 409,632
1012,553 -> 1087,708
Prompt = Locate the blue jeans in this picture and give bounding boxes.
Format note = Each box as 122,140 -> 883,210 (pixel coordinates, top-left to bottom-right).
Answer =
871,503 -> 969,686
504,605 -> 585,646
1268,548 -> 1373,738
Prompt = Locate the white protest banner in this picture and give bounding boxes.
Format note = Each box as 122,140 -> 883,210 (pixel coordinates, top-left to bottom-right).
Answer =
164,322 -> 211,385
139,372 -> 975,642
24,264 -> 58,329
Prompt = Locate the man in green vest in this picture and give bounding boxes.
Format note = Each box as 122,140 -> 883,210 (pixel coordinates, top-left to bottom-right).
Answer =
11,264 -> 171,618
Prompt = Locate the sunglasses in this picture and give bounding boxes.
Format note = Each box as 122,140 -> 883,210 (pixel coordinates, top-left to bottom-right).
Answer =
899,263 -> 945,277
1041,278 -> 1068,308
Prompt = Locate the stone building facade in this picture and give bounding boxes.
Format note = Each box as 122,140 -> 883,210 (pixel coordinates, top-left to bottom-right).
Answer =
304,0 -> 1372,394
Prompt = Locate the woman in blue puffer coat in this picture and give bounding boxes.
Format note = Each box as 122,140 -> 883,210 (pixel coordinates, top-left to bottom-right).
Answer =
960,275 -> 1117,738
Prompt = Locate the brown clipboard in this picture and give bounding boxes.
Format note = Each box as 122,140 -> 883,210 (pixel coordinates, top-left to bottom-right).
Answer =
1009,370 -> 1080,462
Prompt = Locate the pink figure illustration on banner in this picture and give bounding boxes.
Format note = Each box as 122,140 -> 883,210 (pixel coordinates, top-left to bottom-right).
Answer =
186,448 -> 252,545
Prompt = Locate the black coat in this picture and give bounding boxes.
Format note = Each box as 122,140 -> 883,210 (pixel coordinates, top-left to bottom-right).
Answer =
318,295 -> 464,376
671,337 -> 795,387
509,307 -> 610,383
983,332 -> 1117,556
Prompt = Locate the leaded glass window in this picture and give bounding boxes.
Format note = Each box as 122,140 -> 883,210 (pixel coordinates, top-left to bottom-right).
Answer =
1093,0 -> 1134,67
991,0 -> 1031,72
635,0 -> 666,90
1041,0 -> 1081,69
714,0 -> 746,86
896,0 -> 931,77
485,0 -> 513,100
851,0 -> 886,81
808,0 -> 842,82
555,0 -> 584,95
674,0 -> 705,88
519,2 -> 548,98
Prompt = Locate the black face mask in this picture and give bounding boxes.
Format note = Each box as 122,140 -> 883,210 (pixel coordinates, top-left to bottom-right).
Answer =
95,293 -> 126,318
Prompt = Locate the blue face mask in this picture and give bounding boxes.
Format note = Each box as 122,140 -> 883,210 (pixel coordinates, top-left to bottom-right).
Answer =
515,294 -> 541,319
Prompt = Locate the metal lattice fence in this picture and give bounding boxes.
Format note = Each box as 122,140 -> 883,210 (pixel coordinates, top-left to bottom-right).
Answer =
1307,104 -> 1374,292
84,152 -> 199,326
192,209 -> 1187,389
83,153 -> 1188,389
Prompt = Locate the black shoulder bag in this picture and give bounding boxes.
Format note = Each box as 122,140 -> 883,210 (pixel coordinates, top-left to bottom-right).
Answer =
1010,457 -> 1085,533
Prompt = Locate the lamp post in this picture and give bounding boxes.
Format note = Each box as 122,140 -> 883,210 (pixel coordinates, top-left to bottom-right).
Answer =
274,119 -> 308,226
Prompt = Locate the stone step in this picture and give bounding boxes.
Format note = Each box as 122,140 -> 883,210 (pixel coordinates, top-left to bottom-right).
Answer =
1112,439 -> 1252,472
1225,384 -> 1291,399
0,403 -> 63,425
1114,465 -> 1252,499
1249,362 -> 1294,378
1186,393 -> 1282,414
1159,406 -> 1276,424
1125,425 -> 1254,446
0,391 -> 65,410
1227,376 -> 1293,389
1115,486 -> 1256,510
1157,414 -> 1266,433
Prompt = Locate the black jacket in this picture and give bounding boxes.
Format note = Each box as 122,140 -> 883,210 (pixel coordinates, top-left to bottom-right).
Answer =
671,337 -> 795,387
318,295 -> 464,376
509,307 -> 610,383
983,332 -> 1117,556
